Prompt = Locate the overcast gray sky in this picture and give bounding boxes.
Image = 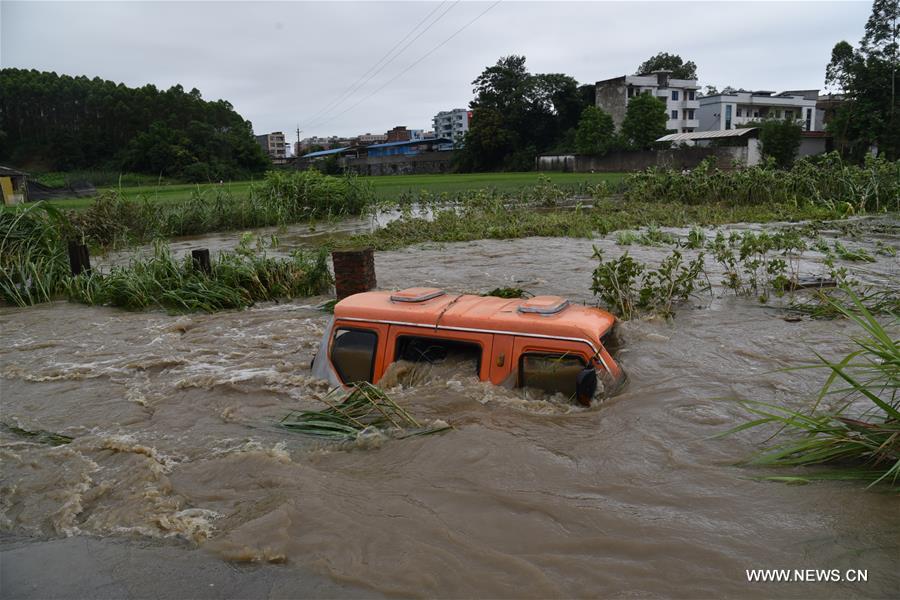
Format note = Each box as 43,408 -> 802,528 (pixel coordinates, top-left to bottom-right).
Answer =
2,1 -> 871,145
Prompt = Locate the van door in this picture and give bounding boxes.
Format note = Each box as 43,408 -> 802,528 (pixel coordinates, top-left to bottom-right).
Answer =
329,321 -> 389,385
489,334 -> 514,385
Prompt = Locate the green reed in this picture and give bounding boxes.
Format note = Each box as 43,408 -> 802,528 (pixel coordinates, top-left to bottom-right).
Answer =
724,290 -> 899,489
0,203 -> 73,306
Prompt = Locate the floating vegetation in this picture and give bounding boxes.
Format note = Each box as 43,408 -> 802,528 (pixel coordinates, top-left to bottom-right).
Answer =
280,382 -> 452,442
725,291 -> 899,490
482,287 -> 531,299
2,423 -> 73,446
605,226 -> 677,248
832,241 -> 876,263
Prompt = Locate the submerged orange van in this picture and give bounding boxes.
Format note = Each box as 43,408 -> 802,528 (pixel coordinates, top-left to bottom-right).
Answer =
310,288 -> 625,405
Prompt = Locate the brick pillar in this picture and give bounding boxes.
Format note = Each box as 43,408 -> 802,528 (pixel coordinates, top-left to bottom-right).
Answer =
332,248 -> 376,300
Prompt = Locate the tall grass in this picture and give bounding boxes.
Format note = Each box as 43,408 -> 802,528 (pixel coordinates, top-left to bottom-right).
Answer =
66,241 -> 331,312
625,153 -> 899,213
0,203 -> 72,306
68,169 -> 375,247
726,290 -> 899,489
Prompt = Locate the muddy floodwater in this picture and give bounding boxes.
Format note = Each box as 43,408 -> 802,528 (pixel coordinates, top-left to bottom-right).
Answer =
2,221 -> 899,598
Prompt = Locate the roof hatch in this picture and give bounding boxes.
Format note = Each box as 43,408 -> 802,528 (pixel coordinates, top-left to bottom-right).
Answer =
390,287 -> 446,303
517,296 -> 569,315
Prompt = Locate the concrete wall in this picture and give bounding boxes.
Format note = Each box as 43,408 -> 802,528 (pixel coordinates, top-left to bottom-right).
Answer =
537,147 -> 748,173
798,137 -> 828,157
595,78 -> 628,129
344,152 -> 452,176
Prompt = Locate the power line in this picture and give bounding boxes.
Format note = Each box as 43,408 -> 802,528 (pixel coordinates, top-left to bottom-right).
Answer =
302,1 -> 450,127
304,1 -> 460,130
312,0 -> 501,132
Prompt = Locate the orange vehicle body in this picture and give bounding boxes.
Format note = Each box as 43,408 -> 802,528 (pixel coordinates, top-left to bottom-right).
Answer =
312,288 -> 625,404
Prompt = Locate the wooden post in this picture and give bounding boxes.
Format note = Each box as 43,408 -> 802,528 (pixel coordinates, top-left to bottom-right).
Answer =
332,248 -> 376,300
67,241 -> 91,276
191,248 -> 211,274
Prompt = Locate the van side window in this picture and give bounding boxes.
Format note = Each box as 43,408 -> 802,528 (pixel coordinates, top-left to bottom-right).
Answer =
331,328 -> 378,384
395,336 -> 481,375
519,353 -> 586,398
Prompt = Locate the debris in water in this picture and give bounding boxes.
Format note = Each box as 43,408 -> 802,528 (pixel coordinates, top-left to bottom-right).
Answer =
279,382 -> 451,441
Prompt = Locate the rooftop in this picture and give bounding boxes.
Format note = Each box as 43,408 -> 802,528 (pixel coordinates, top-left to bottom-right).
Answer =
301,146 -> 351,159
334,289 -> 615,344
657,128 -> 759,143
366,137 -> 453,149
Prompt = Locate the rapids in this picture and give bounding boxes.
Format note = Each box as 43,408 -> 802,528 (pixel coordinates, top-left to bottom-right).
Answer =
2,223 -> 898,598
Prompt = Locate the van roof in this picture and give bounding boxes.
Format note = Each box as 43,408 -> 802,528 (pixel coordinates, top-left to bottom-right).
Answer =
334,289 -> 615,343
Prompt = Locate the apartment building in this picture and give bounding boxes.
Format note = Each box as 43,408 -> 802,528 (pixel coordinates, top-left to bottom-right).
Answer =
697,90 -> 819,131
432,109 -> 470,142
356,133 -> 389,146
255,132 -> 287,162
595,71 -> 700,133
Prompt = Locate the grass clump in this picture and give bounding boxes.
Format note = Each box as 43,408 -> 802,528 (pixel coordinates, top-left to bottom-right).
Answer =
482,287 -> 531,299
725,290 -> 899,490
280,382 -> 451,442
0,203 -> 72,306
66,238 -> 331,312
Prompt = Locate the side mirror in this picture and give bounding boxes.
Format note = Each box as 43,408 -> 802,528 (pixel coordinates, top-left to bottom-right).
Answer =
575,367 -> 597,406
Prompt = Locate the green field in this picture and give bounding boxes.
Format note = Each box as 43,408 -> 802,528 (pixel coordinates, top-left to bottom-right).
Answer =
40,172 -> 626,210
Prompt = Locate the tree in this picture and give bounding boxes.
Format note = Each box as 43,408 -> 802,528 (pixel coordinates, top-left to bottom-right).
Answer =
575,106 -> 616,155
636,52 -> 698,80
621,93 -> 669,150
824,0 -> 899,159
456,55 -> 588,171
0,68 -> 270,178
759,118 -> 803,168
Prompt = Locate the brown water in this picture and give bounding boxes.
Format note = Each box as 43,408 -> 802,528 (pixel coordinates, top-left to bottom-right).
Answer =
2,223 -> 898,598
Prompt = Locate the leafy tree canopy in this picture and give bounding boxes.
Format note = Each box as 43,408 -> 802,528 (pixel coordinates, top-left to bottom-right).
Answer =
759,118 -> 803,168
824,0 -> 899,159
456,55 -> 590,171
636,52 -> 699,80
575,106 -> 616,155
621,93 -> 670,150
0,68 -> 270,180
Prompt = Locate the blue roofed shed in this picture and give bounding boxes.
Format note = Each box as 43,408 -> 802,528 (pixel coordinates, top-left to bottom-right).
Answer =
365,137 -> 454,158
301,147 -> 351,159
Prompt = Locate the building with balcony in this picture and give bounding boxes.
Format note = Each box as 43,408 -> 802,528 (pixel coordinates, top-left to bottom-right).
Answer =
255,131 -> 287,163
432,109 -> 470,142
697,90 -> 819,132
595,71 -> 700,133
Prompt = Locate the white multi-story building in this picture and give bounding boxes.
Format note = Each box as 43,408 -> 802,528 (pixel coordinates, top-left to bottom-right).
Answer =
697,90 -> 819,131
255,131 -> 287,161
432,109 -> 470,142
595,71 -> 700,133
